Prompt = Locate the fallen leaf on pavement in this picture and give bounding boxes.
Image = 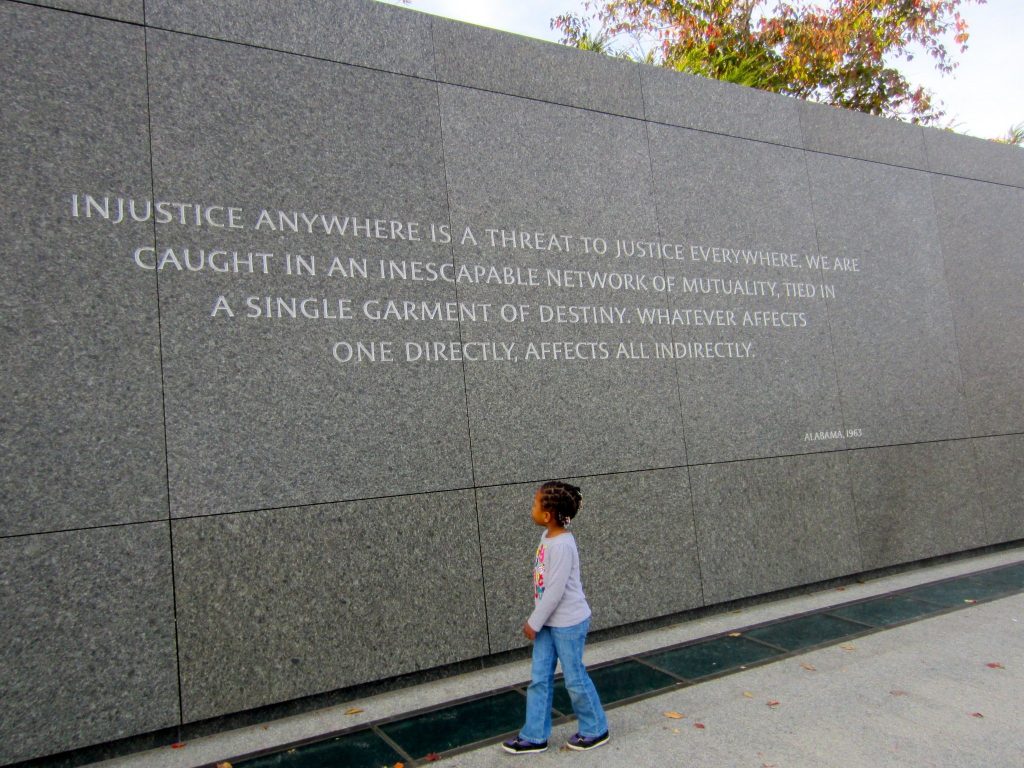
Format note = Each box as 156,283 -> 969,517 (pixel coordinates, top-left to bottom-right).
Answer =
890,690 -> 910,697
971,712 -> 984,718
170,743 -> 185,750
766,700 -> 781,708
425,753 -> 441,762
728,632 -> 742,637
663,711 -> 686,719
743,691 -> 754,699
840,643 -> 856,651
986,662 -> 1005,669
800,663 -> 817,672
345,707 -> 364,715
694,722 -> 706,730
216,763 -> 232,768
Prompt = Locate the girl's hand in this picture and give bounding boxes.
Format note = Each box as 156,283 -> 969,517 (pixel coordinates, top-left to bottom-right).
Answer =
523,623 -> 537,641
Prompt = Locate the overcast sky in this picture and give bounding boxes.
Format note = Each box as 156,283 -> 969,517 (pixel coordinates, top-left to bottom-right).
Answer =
380,0 -> 1023,140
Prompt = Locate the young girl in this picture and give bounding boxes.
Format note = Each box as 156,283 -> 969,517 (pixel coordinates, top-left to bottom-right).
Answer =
501,481 -> 610,754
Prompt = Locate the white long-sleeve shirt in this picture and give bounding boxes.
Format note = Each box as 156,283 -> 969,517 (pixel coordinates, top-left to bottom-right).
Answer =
527,532 -> 592,631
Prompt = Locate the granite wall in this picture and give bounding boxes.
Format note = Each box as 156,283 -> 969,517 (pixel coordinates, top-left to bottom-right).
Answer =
2,0 -> 1022,763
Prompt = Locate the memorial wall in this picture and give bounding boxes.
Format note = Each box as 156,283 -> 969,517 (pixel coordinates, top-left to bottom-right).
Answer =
2,0 -> 1023,763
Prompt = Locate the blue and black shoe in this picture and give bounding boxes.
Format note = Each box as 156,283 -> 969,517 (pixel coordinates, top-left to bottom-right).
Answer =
500,736 -> 548,754
566,730 -> 610,751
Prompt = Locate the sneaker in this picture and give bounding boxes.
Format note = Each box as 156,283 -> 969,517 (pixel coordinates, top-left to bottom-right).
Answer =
501,736 -> 548,754
566,731 -> 610,751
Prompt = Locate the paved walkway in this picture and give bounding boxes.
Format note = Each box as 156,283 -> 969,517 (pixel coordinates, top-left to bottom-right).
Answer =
449,589 -> 1024,768
98,546 -> 1024,768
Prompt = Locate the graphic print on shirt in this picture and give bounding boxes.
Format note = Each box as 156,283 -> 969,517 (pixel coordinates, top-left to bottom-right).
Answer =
533,541 -> 546,602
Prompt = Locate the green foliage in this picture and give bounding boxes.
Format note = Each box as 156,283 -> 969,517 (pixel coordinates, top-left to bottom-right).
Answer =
666,34 -> 784,89
993,122 -> 1024,146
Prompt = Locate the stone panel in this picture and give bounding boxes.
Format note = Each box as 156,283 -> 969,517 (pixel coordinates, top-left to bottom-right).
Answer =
14,0 -> 142,23
647,125 -> 844,464
0,524 -> 178,765
930,176 -> 1024,435
847,441 -> 990,570
145,0 -> 435,79
972,434 -> 1024,545
690,453 -> 862,605
642,65 -> 802,147
172,490 -> 486,722
146,31 -> 472,516
0,4 -> 167,536
478,469 -> 702,654
922,125 -> 1024,188
805,153 -> 970,448
439,85 -> 688,485
799,100 -> 928,170
433,17 -> 644,117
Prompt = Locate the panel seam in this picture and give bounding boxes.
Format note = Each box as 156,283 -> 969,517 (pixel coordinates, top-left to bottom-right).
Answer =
639,68 -> 707,606
430,17 -> 492,654
141,20 -> 187,730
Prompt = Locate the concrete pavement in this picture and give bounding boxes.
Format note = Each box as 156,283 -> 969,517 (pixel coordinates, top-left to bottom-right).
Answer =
449,591 -> 1023,768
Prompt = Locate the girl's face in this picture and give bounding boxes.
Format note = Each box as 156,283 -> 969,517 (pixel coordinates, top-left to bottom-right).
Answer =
530,490 -> 550,527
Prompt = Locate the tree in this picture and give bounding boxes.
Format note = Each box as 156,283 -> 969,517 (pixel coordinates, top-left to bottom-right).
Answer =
553,0 -> 985,124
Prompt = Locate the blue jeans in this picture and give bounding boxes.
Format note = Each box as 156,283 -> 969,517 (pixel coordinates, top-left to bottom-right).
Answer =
520,618 -> 608,743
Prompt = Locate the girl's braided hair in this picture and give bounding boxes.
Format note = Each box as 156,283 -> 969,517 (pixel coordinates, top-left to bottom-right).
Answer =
538,481 -> 583,527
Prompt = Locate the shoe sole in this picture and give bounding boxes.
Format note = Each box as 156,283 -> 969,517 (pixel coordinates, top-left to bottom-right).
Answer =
501,743 -> 548,754
566,734 -> 610,751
